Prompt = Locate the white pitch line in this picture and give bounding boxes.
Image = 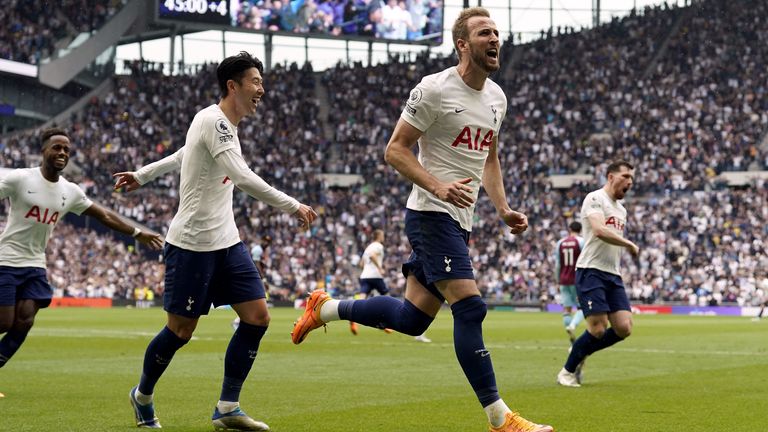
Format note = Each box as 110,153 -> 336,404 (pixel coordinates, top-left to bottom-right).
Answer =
31,328 -> 215,341
345,340 -> 766,357
31,329 -> 768,357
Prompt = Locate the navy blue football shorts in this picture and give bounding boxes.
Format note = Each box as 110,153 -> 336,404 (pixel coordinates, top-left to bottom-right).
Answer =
0,266 -> 53,308
163,242 -> 265,318
359,278 -> 389,296
576,268 -> 631,316
402,209 -> 474,302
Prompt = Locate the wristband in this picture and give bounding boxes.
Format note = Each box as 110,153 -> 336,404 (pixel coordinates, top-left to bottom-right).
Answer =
131,227 -> 141,238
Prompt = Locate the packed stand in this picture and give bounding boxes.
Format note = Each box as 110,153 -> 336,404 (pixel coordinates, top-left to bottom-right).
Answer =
1,0 -> 767,307
0,0 -> 68,65
504,0 -> 768,191
0,0 -> 124,65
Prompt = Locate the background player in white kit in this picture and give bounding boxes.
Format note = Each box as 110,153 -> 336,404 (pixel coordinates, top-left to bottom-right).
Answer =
114,52 -> 317,430
0,128 -> 163,391
290,8 -> 552,432
557,160 -> 639,388
349,229 -> 431,342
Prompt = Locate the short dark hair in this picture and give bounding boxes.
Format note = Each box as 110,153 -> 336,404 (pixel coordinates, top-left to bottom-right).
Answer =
41,127 -> 69,148
217,51 -> 264,97
607,160 -> 634,175
452,7 -> 491,60
569,221 -> 582,233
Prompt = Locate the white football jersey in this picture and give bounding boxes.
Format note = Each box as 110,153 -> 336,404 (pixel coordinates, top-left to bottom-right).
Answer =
360,241 -> 384,279
576,188 -> 628,276
166,104 -> 242,251
400,66 -> 507,231
0,167 -> 92,268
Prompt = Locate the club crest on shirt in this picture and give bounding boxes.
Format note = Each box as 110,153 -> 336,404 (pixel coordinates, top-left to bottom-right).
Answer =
215,118 -> 234,143
408,88 -> 423,105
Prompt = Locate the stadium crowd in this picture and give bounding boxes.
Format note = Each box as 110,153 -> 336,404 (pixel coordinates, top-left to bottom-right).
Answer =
0,0 -> 766,307
0,0 -> 123,65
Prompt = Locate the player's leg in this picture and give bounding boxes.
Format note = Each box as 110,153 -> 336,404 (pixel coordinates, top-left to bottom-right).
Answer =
292,274 -> 438,343
0,305 -> 16,368
0,299 -> 39,368
0,268 -> 52,369
131,244 -> 210,428
561,285 -> 584,339
130,312 -> 195,428
437,279 -> 551,431
559,273 -> 631,386
562,306 -> 573,328
350,281 -> 372,335
212,242 -> 270,431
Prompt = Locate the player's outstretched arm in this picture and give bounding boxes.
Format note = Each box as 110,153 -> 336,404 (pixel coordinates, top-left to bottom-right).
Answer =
82,203 -> 164,250
385,118 -> 474,209
214,149 -> 318,230
113,147 -> 185,192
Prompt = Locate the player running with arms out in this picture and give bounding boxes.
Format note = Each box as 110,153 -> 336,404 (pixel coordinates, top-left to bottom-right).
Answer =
557,160 -> 638,388
290,8 -> 552,432
555,221 -> 585,343
114,52 -> 317,430
0,128 -> 163,391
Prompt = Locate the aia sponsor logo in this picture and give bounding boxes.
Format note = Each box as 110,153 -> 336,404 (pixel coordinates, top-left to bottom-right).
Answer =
451,127 -> 494,152
605,216 -> 625,231
25,206 -> 59,225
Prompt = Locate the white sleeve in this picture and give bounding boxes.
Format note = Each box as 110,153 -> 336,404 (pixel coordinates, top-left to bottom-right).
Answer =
400,77 -> 441,132
134,147 -> 184,185
215,149 -> 301,213
0,169 -> 21,200
582,192 -> 605,217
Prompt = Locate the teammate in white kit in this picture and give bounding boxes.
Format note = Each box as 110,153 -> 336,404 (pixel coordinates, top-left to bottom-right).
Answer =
557,160 -> 638,388
290,8 -> 552,432
348,229 -> 431,342
115,52 -> 317,430
0,127 -> 163,380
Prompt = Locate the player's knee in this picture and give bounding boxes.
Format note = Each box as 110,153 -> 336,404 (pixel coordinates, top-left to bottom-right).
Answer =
614,322 -> 632,338
167,322 -> 197,340
587,326 -> 607,339
13,315 -> 35,333
241,312 -> 270,327
450,296 -> 487,324
397,300 -> 433,336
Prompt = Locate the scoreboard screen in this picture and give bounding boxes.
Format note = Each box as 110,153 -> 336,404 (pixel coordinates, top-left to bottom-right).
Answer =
156,0 -> 444,45
158,0 -> 231,25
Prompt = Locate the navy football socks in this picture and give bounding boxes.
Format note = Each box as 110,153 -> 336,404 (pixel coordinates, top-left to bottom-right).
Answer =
0,329 -> 30,368
220,321 -> 267,402
138,326 -> 190,395
565,328 -> 624,372
451,296 -> 499,407
338,297 -> 433,336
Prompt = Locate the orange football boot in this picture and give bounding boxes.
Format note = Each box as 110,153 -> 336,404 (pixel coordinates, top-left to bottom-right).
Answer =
489,412 -> 554,432
350,321 -> 359,335
291,289 -> 332,344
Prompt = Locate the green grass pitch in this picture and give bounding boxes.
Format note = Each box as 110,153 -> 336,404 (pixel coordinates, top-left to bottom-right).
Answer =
1,307 -> 766,431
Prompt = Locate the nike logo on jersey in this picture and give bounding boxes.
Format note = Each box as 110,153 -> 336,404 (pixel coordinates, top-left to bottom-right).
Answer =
27,190 -> 35,194
454,108 -> 467,113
